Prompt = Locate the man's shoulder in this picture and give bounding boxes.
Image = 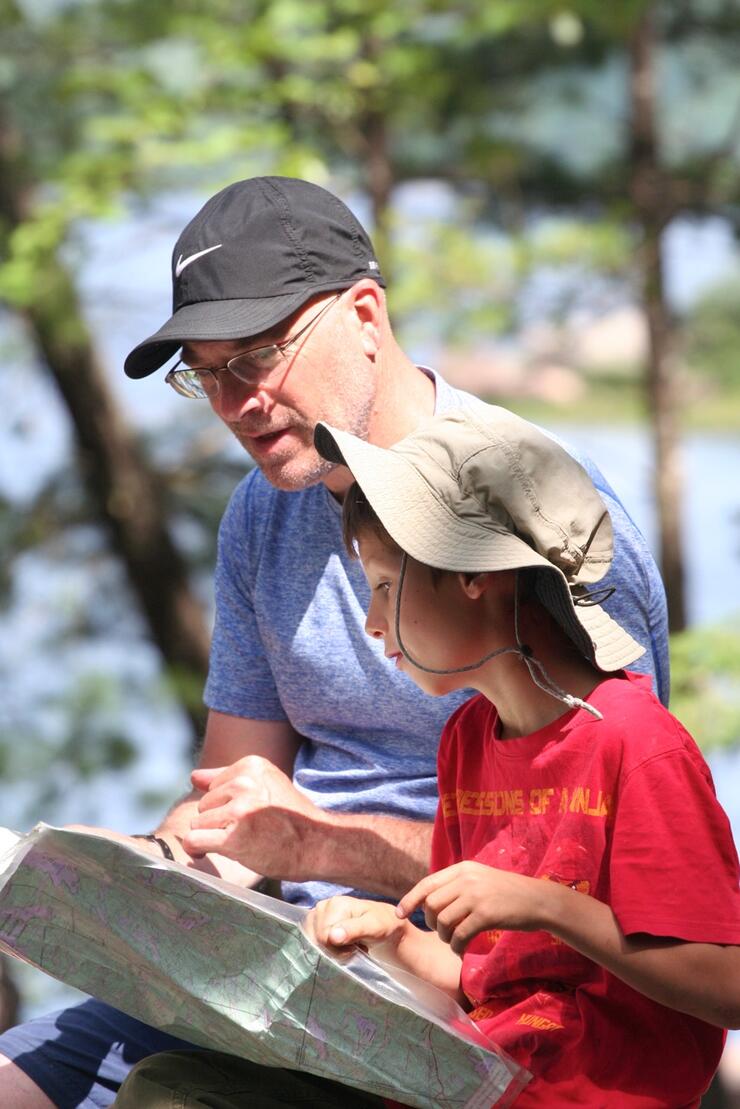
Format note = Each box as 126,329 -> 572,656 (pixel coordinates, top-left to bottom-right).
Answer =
430,370 -> 482,417
218,469 -> 334,573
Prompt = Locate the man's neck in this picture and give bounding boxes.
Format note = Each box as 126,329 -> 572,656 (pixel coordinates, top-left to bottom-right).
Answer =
322,359 -> 436,497
367,357 -> 437,449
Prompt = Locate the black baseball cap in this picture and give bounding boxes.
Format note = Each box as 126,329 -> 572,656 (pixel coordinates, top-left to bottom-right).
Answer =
124,176 -> 386,379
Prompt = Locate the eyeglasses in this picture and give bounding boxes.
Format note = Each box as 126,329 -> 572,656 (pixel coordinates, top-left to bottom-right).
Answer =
165,294 -> 342,400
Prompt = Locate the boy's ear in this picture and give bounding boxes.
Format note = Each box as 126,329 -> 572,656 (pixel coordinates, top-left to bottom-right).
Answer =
457,572 -> 493,600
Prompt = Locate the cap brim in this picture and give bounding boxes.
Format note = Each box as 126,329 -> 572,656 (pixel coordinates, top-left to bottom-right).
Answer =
125,284 -> 347,378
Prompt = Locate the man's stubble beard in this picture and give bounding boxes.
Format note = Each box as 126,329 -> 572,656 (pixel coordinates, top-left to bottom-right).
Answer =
229,377 -> 377,493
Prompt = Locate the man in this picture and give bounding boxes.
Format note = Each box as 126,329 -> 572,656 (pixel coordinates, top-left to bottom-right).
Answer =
0,176 -> 669,1108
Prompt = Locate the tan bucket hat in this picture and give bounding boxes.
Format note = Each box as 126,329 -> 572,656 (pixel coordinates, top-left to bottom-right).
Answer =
314,403 -> 645,673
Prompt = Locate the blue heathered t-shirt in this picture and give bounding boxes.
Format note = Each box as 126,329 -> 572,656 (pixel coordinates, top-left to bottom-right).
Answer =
204,372 -> 669,908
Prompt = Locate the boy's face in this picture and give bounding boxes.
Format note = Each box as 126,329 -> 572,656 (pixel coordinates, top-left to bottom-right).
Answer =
357,531 -> 501,697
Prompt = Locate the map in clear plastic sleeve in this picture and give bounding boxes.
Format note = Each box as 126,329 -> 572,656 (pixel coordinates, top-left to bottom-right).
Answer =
0,825 -> 529,1108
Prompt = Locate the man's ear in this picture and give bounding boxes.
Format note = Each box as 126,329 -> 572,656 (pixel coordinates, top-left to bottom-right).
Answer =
346,279 -> 383,357
457,571 -> 493,600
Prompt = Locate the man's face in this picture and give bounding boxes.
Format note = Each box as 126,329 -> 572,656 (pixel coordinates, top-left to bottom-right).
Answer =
181,292 -> 377,492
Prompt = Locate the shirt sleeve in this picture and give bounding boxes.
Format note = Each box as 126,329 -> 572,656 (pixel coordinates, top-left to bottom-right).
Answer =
203,475 -> 288,721
609,723 -> 740,944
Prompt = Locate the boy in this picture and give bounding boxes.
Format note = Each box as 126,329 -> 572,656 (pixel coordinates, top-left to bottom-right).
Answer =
116,403 -> 740,1107
309,404 -> 740,1107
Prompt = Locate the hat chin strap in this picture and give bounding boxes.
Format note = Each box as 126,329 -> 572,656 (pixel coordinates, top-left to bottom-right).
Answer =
394,554 -> 603,723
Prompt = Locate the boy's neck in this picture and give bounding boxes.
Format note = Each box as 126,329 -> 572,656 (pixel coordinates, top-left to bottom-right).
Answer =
493,664 -> 605,740
475,612 -> 608,740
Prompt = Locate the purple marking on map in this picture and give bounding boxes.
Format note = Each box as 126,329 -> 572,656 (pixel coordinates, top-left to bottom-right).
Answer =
354,1015 -> 378,1049
306,1016 -> 329,1060
177,910 -> 210,931
26,852 -> 80,893
0,904 -> 53,944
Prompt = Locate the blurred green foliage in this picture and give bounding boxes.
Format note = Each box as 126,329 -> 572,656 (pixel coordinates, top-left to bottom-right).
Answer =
684,276 -> 740,389
670,624 -> 740,751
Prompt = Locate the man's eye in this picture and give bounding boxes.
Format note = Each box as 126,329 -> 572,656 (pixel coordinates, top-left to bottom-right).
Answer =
237,346 -> 280,369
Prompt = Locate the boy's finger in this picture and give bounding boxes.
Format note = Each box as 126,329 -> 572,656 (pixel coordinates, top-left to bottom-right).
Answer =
325,912 -> 384,947
311,899 -> 358,941
448,914 -> 479,956
397,868 -> 454,918
302,910 -> 319,943
397,873 -> 441,917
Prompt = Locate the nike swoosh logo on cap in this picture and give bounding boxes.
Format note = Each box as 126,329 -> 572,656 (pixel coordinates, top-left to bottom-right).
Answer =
175,244 -> 223,277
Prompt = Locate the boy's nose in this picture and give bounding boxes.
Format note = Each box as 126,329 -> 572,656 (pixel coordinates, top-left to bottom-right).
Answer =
364,609 -> 387,640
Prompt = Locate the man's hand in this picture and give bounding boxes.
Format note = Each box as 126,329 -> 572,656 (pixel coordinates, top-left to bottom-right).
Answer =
398,861 -> 552,955
183,756 -> 327,880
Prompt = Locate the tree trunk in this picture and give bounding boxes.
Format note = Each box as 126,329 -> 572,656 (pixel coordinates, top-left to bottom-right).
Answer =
0,106 -> 211,740
363,107 -> 394,275
628,6 -> 687,632
357,33 -> 394,277
23,264 -> 212,738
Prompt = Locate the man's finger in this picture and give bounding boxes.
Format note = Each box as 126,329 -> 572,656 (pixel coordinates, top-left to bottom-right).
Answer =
191,766 -> 224,786
195,786 -> 241,814
189,804 -> 235,830
183,828 -> 230,856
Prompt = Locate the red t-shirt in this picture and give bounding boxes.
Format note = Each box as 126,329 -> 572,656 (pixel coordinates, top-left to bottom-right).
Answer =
431,672 -> 740,1108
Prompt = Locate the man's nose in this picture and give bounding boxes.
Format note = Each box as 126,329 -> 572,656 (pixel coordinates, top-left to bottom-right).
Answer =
210,374 -> 272,421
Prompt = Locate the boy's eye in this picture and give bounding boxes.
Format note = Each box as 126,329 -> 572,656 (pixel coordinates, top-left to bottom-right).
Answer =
375,581 -> 391,593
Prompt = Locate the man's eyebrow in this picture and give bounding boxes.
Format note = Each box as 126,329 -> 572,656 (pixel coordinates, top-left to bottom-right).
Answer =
180,335 -> 275,367
181,316 -> 300,365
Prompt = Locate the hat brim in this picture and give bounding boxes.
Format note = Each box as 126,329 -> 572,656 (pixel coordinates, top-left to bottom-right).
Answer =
315,422 -> 645,673
125,281 -> 357,379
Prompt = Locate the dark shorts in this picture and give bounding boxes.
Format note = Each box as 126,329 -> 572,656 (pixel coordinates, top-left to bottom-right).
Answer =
0,998 -> 194,1108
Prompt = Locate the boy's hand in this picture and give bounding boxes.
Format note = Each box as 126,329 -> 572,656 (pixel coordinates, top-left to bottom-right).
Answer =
398,861 -> 552,955
306,896 -> 406,953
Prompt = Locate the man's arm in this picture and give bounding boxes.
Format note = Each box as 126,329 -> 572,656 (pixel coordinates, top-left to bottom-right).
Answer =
68,712 -> 302,888
71,709 -> 431,896
173,714 -> 431,897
